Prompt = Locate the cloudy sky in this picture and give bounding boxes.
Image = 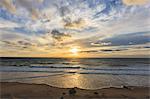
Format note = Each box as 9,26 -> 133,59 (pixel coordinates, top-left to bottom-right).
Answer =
0,0 -> 150,58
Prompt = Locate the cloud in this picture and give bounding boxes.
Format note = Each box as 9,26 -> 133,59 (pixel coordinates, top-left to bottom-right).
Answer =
30,9 -> 40,20
0,30 -> 25,41
0,29 -> 52,52
64,18 -> 86,30
0,0 -> 16,14
1,40 -> 15,45
80,50 -> 98,53
0,0 -> 150,57
0,19 -> 19,28
134,46 -> 150,49
0,0 -> 44,19
17,40 -> 32,46
91,42 -> 112,46
0,30 -> 33,49
15,0 -> 43,20
80,48 -> 127,53
122,0 -> 149,5
51,29 -> 71,46
100,49 -> 127,52
143,46 -> 150,48
95,31 -> 150,46
59,6 -> 70,16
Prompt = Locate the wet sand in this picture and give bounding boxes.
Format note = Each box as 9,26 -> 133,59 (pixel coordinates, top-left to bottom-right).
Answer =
0,82 -> 149,99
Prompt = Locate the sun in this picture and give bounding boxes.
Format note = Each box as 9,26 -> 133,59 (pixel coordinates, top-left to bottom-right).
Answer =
70,47 -> 79,54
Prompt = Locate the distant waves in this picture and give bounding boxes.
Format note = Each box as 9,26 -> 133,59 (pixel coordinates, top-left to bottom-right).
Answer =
0,65 -> 149,76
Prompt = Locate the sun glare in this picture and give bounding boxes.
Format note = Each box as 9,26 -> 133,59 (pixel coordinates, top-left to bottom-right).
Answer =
70,48 -> 79,54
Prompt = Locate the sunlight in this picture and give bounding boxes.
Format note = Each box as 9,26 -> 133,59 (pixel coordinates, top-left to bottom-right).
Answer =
70,47 -> 79,55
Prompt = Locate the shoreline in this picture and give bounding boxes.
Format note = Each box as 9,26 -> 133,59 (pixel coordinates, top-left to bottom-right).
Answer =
0,82 -> 150,99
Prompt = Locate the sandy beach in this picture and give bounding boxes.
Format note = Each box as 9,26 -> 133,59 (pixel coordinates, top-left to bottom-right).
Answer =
0,82 -> 149,99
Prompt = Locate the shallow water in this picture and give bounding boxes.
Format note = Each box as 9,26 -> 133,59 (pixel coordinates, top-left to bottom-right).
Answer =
0,58 -> 150,89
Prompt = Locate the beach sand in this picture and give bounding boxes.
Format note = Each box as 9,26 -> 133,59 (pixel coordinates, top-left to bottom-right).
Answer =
0,82 -> 149,99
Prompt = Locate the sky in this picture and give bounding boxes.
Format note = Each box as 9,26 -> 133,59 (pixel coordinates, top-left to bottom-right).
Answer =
0,0 -> 150,58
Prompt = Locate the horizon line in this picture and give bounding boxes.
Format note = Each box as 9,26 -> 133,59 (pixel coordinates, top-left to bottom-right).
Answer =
0,56 -> 149,59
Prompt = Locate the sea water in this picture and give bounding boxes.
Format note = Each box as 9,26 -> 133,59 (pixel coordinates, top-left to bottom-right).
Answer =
0,57 -> 149,89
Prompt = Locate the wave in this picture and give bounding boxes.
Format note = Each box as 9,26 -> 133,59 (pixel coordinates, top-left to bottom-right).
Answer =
0,64 -> 149,76
29,66 -> 149,71
29,66 -> 81,69
0,69 -> 149,76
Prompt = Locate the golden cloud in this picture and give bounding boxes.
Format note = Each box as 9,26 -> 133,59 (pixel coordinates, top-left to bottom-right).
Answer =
122,0 -> 149,5
0,0 -> 16,14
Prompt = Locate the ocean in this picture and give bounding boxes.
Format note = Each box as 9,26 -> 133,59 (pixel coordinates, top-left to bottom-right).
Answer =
0,57 -> 149,89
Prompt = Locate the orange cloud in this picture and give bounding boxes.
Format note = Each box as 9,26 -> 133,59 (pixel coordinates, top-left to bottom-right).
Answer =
122,0 -> 149,5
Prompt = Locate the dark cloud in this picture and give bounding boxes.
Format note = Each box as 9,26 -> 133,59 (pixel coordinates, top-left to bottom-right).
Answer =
135,46 -> 150,49
17,40 -> 32,46
51,29 -> 71,44
1,40 -> 21,48
59,6 -> 70,16
22,46 -> 29,49
80,48 -> 127,53
1,40 -> 33,50
101,49 -> 127,52
63,17 -> 71,24
1,40 -> 14,45
64,31 -> 150,50
95,31 -> 150,46
80,50 -> 98,53
64,18 -> 86,29
143,46 -> 150,49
